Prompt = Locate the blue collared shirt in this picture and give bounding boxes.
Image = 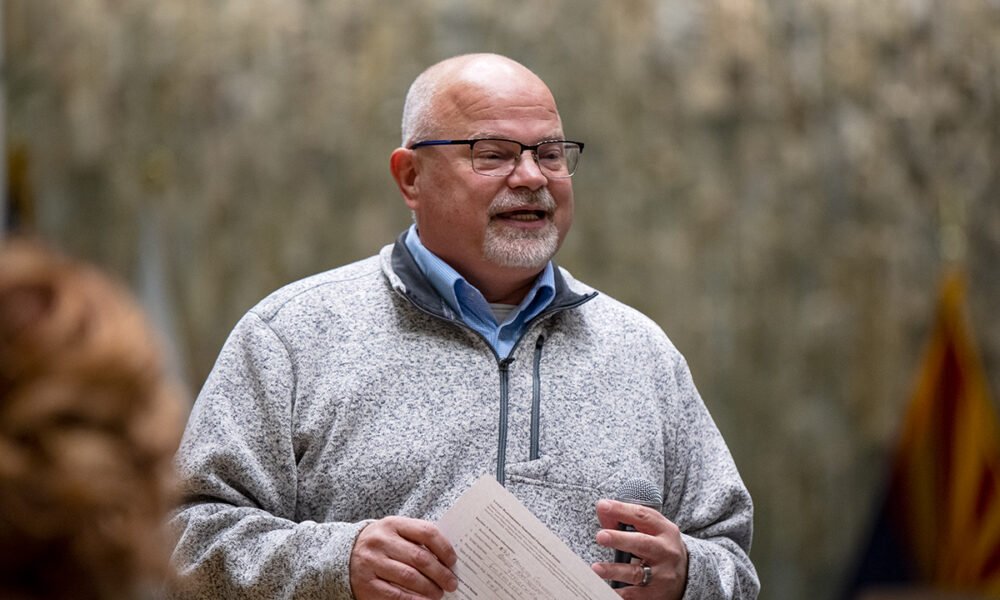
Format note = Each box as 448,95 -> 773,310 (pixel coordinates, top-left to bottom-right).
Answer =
404,225 -> 555,359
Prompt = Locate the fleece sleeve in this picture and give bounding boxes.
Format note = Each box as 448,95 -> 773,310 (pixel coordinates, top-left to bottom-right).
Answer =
666,358 -> 760,600
168,312 -> 363,599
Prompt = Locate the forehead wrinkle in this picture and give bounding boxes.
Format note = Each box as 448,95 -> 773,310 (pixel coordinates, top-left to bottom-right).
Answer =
455,94 -> 559,120
470,130 -> 567,145
434,88 -> 563,142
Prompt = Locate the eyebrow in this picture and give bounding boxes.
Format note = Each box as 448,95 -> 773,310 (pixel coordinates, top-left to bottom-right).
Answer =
471,131 -> 566,142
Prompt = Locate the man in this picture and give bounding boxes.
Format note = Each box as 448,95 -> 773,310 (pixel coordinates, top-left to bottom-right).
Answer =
170,53 -> 759,599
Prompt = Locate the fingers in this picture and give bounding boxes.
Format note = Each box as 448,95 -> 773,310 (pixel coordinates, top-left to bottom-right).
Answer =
393,518 -> 458,568
596,499 -> 668,535
381,542 -> 456,596
350,517 -> 458,599
594,516 -> 685,567
593,499 -> 689,599
370,555 -> 450,599
596,526 -> 663,562
590,561 -> 648,587
361,576 -> 443,600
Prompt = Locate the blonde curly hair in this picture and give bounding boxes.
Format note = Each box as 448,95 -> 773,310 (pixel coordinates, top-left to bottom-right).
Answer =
0,239 -> 184,599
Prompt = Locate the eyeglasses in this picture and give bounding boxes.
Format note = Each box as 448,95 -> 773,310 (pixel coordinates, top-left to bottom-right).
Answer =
409,138 -> 585,178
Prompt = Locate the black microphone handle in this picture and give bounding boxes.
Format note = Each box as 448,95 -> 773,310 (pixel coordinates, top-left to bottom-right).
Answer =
610,523 -> 637,589
613,522 -> 636,564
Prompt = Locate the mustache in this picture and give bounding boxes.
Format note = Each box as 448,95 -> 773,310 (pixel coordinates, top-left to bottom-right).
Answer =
488,188 -> 556,216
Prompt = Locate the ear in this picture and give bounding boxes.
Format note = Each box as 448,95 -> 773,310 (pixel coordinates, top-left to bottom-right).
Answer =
390,147 -> 421,211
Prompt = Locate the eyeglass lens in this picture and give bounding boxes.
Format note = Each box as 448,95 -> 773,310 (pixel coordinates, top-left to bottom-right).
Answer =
471,140 -> 581,177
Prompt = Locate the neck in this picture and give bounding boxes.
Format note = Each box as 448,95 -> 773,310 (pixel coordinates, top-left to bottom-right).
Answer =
467,268 -> 544,304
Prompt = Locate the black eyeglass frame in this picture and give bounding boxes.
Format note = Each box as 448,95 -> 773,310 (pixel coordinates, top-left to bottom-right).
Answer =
408,138 -> 586,178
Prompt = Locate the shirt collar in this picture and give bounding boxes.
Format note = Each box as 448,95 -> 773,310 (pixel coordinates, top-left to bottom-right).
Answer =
403,224 -> 555,325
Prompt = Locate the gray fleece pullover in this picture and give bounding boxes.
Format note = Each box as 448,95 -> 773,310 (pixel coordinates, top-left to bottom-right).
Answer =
169,236 -> 759,599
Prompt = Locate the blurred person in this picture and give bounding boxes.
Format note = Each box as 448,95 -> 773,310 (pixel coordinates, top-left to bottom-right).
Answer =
0,239 -> 185,599
171,53 -> 759,599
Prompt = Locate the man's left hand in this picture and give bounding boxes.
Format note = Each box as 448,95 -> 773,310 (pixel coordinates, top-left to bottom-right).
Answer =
591,498 -> 688,599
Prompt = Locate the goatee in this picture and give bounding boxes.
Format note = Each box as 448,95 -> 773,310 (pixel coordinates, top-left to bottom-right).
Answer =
483,188 -> 559,269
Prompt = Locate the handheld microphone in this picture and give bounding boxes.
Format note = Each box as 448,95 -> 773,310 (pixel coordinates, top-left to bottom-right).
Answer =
609,478 -> 663,589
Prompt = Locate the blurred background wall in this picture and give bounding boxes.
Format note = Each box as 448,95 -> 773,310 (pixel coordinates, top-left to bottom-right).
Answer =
5,0 -> 999,597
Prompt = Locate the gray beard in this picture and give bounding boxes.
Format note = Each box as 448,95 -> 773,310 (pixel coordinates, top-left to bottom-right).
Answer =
483,188 -> 559,269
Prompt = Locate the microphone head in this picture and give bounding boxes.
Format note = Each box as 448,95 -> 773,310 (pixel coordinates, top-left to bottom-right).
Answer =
614,478 -> 663,509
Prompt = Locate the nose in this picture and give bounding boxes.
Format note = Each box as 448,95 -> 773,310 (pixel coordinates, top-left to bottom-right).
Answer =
506,150 -> 548,191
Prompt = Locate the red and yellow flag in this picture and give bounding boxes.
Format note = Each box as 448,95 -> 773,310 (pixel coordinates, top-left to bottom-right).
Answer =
883,270 -> 1000,593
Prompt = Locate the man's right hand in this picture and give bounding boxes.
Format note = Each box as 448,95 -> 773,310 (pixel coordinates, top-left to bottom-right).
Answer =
349,516 -> 459,600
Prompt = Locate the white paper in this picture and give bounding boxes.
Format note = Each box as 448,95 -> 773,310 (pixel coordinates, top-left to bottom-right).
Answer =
437,475 -> 619,600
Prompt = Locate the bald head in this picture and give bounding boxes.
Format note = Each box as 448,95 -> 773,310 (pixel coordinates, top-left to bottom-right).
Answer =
389,53 -> 575,304
400,54 -> 560,146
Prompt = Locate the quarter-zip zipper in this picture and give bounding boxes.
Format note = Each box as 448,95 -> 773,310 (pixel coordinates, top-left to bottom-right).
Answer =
529,335 -> 545,461
394,285 -> 596,486
497,358 -> 513,485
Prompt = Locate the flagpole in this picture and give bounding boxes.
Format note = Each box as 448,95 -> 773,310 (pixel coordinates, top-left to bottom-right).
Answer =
938,192 -> 966,267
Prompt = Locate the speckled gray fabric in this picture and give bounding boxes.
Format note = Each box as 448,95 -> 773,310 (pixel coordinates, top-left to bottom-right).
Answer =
169,236 -> 759,599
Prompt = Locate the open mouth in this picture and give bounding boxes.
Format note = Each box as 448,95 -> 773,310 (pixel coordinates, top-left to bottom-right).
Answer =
495,209 -> 548,222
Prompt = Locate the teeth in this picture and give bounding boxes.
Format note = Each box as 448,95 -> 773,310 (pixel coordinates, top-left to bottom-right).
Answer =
499,211 -> 543,221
